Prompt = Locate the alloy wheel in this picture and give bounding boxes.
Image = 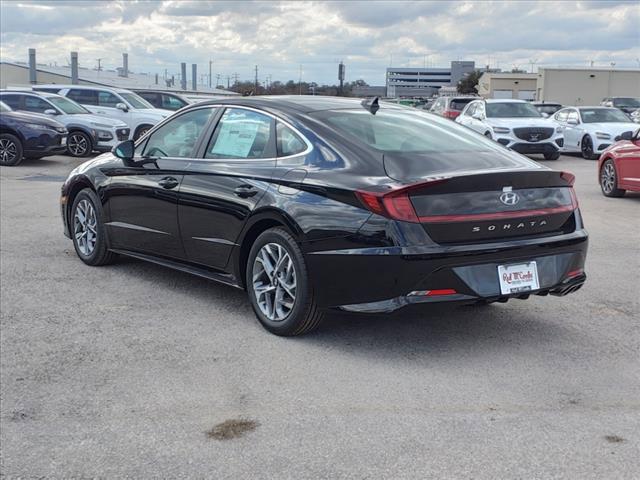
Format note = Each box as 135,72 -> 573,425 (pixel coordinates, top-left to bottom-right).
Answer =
68,133 -> 89,156
0,138 -> 18,164
601,162 -> 616,194
582,136 -> 594,159
252,242 -> 297,322
73,199 -> 97,256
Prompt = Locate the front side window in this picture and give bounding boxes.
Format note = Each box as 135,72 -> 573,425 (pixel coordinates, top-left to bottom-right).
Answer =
580,108 -> 632,123
141,107 -> 215,158
486,102 -> 541,118
554,110 -> 569,122
23,96 -> 52,113
119,92 -> 154,109
567,110 -> 580,123
276,122 -> 307,157
67,89 -> 99,105
206,108 -> 273,159
98,91 -> 121,107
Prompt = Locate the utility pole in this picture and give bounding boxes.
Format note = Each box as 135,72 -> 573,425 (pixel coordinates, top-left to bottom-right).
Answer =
216,74 -> 221,88
96,58 -> 102,71
226,75 -> 230,89
254,65 -> 259,93
298,64 -> 302,95
209,59 -> 212,88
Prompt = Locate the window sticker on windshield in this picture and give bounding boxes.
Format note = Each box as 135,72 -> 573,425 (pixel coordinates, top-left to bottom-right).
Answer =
211,120 -> 260,158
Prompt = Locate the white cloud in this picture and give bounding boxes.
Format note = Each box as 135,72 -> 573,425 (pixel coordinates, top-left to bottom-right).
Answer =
1,0 -> 638,85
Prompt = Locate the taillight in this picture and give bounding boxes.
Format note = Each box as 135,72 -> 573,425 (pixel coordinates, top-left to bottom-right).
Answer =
443,109 -> 460,119
356,179 -> 448,223
561,171 -> 576,186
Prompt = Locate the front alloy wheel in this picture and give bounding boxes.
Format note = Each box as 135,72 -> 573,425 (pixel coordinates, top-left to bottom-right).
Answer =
600,160 -> 625,197
252,243 -> 297,322
581,135 -> 596,160
73,199 -> 97,256
67,131 -> 92,157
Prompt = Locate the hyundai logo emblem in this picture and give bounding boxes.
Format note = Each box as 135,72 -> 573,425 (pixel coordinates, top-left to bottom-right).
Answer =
500,191 -> 520,206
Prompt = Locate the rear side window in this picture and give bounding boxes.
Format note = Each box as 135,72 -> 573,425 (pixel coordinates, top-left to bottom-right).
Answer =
142,107 -> 215,158
67,89 -> 98,105
0,95 -> 21,109
206,108 -> 274,159
162,94 -> 187,110
276,122 -> 306,157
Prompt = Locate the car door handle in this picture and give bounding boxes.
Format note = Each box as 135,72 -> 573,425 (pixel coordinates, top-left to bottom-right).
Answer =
234,184 -> 258,198
158,177 -> 179,189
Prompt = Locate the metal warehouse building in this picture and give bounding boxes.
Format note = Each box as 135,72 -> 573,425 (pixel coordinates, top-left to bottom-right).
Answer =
477,67 -> 640,105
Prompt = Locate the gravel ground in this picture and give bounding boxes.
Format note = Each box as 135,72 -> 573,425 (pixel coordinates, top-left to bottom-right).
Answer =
1,153 -> 638,479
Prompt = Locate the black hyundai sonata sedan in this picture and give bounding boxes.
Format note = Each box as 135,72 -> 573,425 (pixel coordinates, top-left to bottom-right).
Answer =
61,96 -> 588,336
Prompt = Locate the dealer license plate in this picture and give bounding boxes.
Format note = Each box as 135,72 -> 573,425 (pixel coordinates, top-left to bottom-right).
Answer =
498,261 -> 540,295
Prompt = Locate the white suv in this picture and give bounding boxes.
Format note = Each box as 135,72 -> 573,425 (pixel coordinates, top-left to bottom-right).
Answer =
33,85 -> 171,140
0,90 -> 130,157
456,99 -> 563,160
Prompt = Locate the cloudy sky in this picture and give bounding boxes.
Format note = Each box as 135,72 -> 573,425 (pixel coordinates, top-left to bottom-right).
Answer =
1,0 -> 638,86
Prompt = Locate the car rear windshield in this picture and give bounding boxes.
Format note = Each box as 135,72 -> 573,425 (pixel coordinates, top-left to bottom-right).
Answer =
119,92 -> 154,109
312,108 -> 505,153
486,102 -> 541,118
613,98 -> 640,108
581,108 -> 630,123
47,96 -> 90,114
449,98 -> 475,111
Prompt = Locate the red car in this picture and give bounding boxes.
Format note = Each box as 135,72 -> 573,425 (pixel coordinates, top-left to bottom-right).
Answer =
599,129 -> 640,197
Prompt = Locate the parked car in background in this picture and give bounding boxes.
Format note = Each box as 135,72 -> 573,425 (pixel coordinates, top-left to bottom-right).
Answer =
456,99 -> 563,160
0,100 -> 67,166
0,90 -> 129,157
429,96 -> 477,119
598,129 -> 640,197
60,96 -> 587,336
551,106 -> 638,159
133,90 -> 191,111
601,97 -> 640,117
532,102 -> 563,117
33,85 -> 171,140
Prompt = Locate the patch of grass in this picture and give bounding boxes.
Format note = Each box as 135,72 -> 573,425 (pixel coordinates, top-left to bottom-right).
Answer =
206,418 -> 259,440
604,435 -> 625,443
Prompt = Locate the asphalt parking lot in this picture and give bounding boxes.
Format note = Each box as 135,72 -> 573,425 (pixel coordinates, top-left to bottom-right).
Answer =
1,153 -> 638,478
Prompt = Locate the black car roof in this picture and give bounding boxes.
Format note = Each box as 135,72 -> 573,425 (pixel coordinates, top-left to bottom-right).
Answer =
192,95 -> 397,115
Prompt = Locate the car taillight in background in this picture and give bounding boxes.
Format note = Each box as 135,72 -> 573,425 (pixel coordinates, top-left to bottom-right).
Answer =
443,109 -> 460,119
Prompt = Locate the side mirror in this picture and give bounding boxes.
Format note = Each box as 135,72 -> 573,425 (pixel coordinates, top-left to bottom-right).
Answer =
614,131 -> 634,142
541,112 -> 549,118
44,109 -> 58,115
472,111 -> 484,120
116,102 -> 129,112
113,139 -> 134,162
567,118 -> 579,126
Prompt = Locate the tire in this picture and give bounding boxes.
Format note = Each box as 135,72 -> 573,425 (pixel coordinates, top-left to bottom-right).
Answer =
0,133 -> 23,166
70,188 -> 117,266
246,227 -> 323,336
600,159 -> 625,197
134,125 -> 153,141
544,151 -> 560,160
67,131 -> 93,157
581,135 -> 597,160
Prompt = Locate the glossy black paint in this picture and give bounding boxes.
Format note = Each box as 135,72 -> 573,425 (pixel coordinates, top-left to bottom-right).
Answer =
61,96 -> 588,311
1,110 -> 67,158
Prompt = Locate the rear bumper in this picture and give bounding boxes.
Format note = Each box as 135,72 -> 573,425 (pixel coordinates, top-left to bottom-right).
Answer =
305,230 -> 588,310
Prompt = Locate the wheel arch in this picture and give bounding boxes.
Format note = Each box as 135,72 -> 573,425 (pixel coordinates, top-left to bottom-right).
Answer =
133,123 -> 154,139
65,176 -> 97,228
233,208 -> 303,289
0,126 -> 25,143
